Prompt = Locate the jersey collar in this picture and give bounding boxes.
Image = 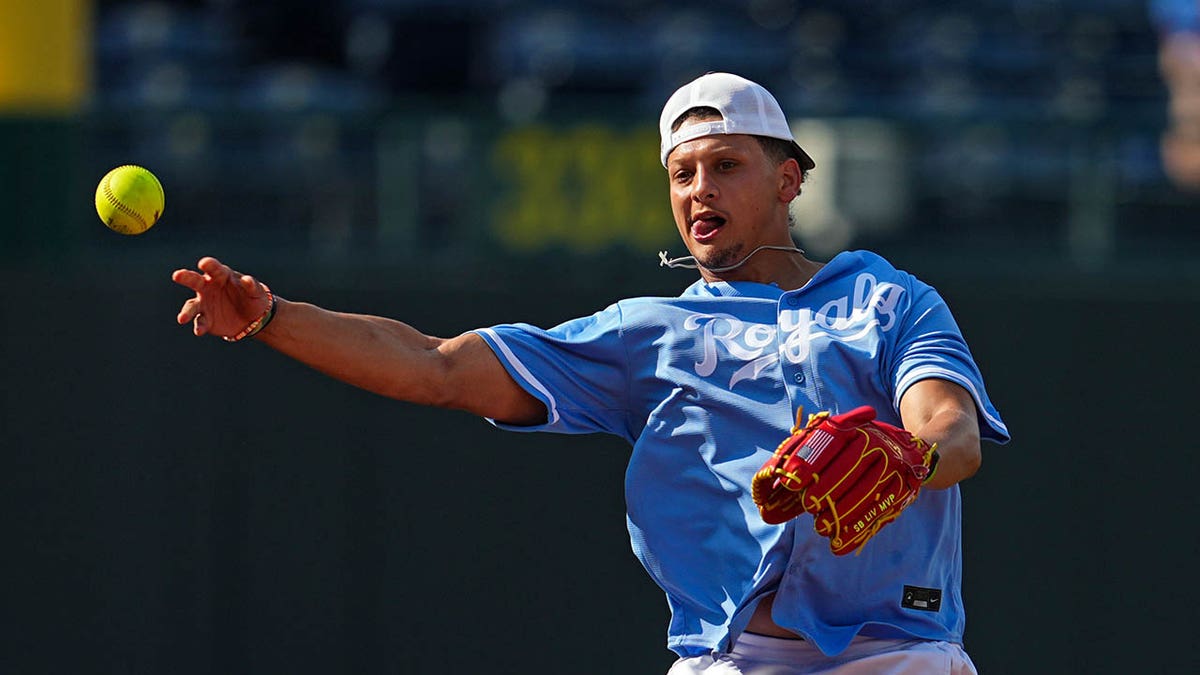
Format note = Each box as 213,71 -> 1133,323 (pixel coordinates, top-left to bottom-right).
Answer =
679,251 -> 857,299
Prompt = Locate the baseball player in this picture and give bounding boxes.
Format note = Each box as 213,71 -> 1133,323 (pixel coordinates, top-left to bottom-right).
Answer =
173,72 -> 1008,673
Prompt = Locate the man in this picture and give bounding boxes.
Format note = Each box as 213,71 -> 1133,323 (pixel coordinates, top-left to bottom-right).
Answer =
174,73 -> 1008,673
1153,0 -> 1200,189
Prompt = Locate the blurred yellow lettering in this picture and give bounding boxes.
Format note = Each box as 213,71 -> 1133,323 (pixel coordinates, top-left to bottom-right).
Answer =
491,125 -> 674,252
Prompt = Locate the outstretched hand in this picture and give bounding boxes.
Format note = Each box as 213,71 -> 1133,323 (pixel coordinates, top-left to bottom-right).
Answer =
172,257 -> 271,338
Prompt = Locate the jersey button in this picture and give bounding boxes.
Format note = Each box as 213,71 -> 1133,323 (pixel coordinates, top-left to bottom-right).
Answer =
794,372 -> 805,383
786,297 -> 800,307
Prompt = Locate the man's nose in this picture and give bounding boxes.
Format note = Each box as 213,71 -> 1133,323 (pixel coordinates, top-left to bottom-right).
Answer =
692,169 -> 718,202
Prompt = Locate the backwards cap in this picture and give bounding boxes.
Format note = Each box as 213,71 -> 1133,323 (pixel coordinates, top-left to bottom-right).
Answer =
659,72 -> 815,171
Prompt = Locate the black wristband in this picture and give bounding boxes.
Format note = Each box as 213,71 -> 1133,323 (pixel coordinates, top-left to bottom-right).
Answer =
923,449 -> 941,484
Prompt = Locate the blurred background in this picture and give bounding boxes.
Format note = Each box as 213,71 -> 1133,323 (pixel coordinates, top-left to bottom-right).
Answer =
2,0 -> 1199,673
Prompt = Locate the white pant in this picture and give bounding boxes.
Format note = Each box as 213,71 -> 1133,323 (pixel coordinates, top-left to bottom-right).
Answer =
667,632 -> 978,675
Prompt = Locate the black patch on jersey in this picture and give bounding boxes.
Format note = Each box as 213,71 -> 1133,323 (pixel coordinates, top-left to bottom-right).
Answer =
901,585 -> 942,612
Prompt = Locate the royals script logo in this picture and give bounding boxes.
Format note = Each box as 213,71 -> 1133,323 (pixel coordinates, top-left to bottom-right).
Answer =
683,273 -> 906,389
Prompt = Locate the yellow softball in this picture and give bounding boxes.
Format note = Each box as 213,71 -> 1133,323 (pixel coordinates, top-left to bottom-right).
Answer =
95,165 -> 165,235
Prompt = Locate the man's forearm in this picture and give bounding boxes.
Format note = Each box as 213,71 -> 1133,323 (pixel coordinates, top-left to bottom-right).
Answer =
254,298 -> 453,406
913,408 -> 981,490
249,298 -> 544,424
898,378 -> 983,490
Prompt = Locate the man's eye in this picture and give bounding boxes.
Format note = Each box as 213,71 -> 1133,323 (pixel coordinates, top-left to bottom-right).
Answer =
673,172 -> 692,183
718,160 -> 736,170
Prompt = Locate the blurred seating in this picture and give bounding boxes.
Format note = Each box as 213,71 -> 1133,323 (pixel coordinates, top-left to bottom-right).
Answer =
84,0 -> 1190,256
93,0 -> 1167,120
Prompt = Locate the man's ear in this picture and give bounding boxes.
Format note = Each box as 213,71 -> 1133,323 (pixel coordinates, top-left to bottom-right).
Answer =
777,158 -> 803,202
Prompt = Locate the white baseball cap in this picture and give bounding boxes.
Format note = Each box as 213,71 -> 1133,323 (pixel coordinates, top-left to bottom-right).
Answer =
659,72 -> 816,171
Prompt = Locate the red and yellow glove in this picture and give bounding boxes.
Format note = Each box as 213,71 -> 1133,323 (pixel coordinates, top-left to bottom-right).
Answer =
752,406 -> 938,556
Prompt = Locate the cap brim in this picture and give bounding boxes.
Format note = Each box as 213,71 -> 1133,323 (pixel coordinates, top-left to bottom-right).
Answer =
791,141 -> 816,171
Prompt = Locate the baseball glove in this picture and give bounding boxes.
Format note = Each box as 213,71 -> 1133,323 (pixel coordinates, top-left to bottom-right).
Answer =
752,406 -> 938,556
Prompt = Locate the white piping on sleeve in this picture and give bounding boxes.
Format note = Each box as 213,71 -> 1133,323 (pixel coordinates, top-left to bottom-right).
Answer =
476,328 -> 561,425
895,365 -> 1009,437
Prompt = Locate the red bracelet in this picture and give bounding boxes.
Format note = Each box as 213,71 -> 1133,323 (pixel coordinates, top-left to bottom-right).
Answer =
223,284 -> 276,343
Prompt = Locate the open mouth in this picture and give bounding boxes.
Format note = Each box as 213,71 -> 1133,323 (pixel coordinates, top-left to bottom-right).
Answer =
691,215 -> 726,243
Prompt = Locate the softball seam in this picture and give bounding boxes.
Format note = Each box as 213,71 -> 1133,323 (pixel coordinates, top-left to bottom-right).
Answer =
100,165 -> 157,230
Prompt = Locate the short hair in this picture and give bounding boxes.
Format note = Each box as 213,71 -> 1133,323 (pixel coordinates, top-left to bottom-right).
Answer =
670,106 -> 807,178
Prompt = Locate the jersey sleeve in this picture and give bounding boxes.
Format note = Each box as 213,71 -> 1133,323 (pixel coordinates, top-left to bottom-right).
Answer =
471,303 -> 632,440
888,282 -> 1010,443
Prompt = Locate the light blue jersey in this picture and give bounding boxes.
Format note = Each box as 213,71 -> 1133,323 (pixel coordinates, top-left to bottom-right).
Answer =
473,250 -> 1008,658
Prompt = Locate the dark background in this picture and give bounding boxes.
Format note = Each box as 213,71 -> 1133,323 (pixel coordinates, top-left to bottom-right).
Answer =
4,1 -> 1200,673
6,258 -> 1199,674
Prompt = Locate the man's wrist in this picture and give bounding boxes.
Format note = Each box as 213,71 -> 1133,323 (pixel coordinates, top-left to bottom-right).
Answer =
224,285 -> 276,343
923,449 -> 941,484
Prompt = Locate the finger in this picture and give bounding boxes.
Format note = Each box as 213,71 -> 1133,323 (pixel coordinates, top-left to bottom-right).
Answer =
177,298 -> 202,325
197,256 -> 224,271
193,311 -> 208,336
198,257 -> 232,284
172,269 -> 206,291
239,274 -> 263,297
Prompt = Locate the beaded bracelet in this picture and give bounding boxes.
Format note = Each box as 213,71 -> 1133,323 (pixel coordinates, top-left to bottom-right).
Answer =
223,284 -> 276,343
